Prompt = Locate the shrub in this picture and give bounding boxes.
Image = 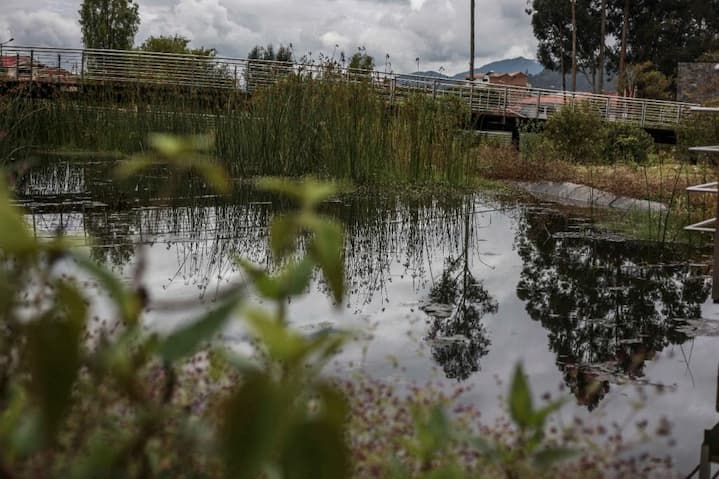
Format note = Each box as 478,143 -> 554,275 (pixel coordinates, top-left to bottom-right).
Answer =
542,102 -> 605,163
603,123 -> 654,164
676,111 -> 719,164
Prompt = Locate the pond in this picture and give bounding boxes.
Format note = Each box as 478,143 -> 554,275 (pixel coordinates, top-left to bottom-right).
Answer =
15,156 -> 719,473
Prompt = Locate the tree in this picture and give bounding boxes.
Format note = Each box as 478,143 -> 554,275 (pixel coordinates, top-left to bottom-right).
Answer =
528,0 -> 607,92
624,61 -> 672,100
247,44 -> 293,62
614,0 -> 719,82
528,0 -> 571,91
140,34 -> 216,57
348,47 -> 374,72
78,0 -> 140,50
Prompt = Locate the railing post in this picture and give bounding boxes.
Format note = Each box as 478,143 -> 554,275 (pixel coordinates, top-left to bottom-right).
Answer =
469,83 -> 474,113
640,101 -> 647,127
432,79 -> 437,99
15,53 -> 20,79
503,87 -> 508,117
29,50 -> 34,81
390,76 -> 396,107
535,91 -> 541,119
80,51 -> 85,82
605,97 -> 611,121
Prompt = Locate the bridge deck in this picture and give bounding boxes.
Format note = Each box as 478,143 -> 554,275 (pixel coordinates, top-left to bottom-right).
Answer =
0,45 -> 697,130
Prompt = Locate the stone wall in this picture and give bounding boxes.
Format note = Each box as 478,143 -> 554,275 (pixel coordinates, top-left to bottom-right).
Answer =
677,62 -> 719,104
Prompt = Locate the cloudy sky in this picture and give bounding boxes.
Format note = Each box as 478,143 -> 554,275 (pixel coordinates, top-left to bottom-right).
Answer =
1,0 -> 538,75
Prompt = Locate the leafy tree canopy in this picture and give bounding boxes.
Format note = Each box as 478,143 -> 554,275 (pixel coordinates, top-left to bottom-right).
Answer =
247,44 -> 293,62
79,0 -> 140,50
139,34 -> 216,56
348,47 -> 375,72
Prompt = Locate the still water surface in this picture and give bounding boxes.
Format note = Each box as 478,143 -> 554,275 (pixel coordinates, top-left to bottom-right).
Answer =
15,157 -> 719,473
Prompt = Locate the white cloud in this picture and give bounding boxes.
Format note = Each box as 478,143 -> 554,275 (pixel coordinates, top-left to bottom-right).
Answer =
3,0 -> 538,75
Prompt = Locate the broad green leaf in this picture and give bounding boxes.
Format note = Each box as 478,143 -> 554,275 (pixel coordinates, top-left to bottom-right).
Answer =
239,258 -> 313,300
244,308 -> 307,362
220,372 -> 286,478
314,381 -> 349,427
239,259 -> 281,299
276,258 -> 314,297
532,446 -> 578,469
157,297 -> 241,362
255,177 -> 339,208
0,178 -> 34,254
147,133 -> 185,156
509,363 -> 533,431
24,311 -> 83,441
193,160 -> 231,196
73,254 -> 140,325
114,155 -> 154,180
530,398 -> 567,430
281,417 -> 351,479
269,215 -> 299,260
307,220 -> 345,305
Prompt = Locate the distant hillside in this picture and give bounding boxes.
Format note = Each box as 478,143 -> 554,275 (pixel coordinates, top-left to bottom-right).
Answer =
409,70 -> 450,78
528,69 -> 617,93
453,57 -> 543,79
405,59 -> 618,94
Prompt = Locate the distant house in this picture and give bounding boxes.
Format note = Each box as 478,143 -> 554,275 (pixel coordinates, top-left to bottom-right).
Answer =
0,55 -> 35,79
0,56 -> 76,85
467,71 -> 531,88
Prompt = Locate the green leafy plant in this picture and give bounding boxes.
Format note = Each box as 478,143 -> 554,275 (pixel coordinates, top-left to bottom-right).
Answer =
542,102 -> 606,163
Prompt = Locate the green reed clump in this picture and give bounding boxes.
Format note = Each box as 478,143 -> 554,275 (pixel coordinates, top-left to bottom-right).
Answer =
2,77 -> 473,184
216,76 -> 473,183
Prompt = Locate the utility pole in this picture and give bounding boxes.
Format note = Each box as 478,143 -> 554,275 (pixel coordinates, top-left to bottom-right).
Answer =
571,0 -> 577,92
470,0 -> 475,80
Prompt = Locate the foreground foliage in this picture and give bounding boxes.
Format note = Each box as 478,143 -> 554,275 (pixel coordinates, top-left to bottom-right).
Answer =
0,139 -> 677,477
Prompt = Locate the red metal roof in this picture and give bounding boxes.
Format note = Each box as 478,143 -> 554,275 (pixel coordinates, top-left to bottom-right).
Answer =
0,55 -> 32,67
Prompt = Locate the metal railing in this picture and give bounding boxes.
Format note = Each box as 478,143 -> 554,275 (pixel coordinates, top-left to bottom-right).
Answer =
684,106 -> 719,303
0,45 -> 698,129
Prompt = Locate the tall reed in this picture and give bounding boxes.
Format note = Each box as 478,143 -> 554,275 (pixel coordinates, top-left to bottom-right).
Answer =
1,77 -> 474,184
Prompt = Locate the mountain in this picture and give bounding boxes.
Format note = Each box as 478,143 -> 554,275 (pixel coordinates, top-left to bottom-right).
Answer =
452,57 -> 544,79
528,70 -> 618,93
409,70 -> 450,78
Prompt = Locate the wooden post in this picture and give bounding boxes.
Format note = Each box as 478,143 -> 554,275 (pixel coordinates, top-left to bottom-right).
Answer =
29,50 -> 34,81
535,92 -> 541,119
15,53 -> 19,79
641,101 -> 647,127
80,51 -> 85,83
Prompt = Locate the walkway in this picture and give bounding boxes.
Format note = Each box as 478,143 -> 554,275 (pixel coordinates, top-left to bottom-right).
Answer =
0,45 -> 698,130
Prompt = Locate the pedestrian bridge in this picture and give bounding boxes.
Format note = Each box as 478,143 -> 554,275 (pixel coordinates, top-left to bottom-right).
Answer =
0,45 -> 697,131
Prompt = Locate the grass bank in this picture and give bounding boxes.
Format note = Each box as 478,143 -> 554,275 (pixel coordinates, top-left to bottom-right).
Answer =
474,143 -> 718,243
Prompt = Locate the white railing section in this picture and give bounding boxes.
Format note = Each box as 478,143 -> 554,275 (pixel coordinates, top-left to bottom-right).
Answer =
0,45 -> 698,129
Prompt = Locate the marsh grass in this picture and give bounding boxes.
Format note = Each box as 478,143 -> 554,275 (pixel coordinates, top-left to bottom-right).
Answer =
476,144 -> 719,243
1,77 -> 474,184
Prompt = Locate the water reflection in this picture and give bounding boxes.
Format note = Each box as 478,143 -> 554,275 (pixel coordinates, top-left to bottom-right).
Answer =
515,208 -> 711,409
422,202 -> 497,381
